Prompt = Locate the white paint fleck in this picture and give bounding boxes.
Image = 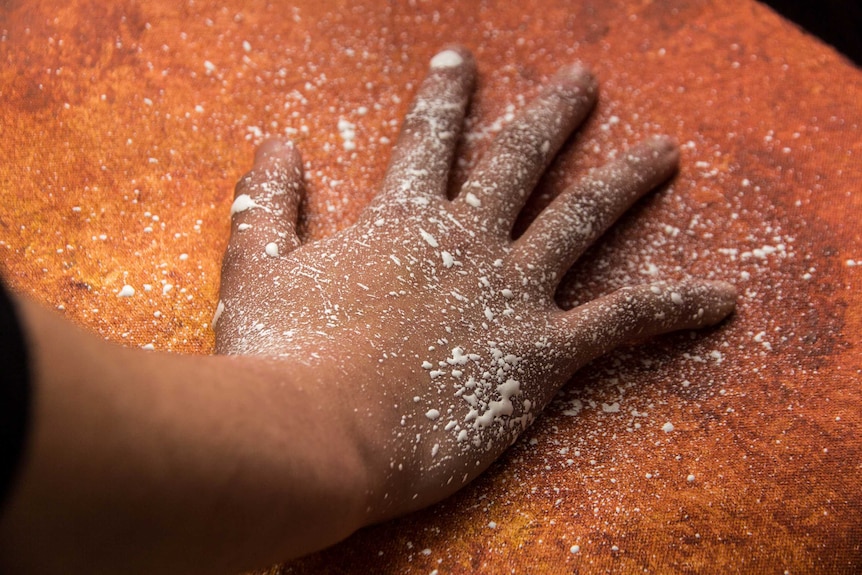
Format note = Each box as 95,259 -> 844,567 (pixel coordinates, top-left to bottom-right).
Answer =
662,422 -> 675,433
562,399 -> 583,417
430,49 -> 463,69
447,347 -> 469,365
212,300 -> 225,328
117,285 -> 135,297
419,229 -> 439,248
265,242 -> 279,257
231,194 -> 260,215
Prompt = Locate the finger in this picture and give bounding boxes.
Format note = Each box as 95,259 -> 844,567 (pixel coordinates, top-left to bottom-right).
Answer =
515,136 -> 679,293
224,139 -> 305,270
552,280 -> 736,368
374,46 -> 476,206
453,64 -> 597,236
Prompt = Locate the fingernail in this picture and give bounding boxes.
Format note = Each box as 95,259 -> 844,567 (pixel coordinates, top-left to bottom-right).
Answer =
554,63 -> 598,97
645,135 -> 680,164
255,138 -> 296,164
714,280 -> 738,304
650,134 -> 677,153
706,280 -> 738,319
430,49 -> 465,70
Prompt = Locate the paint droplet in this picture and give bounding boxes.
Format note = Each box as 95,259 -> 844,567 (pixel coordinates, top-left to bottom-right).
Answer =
212,300 -> 225,328
419,228 -> 439,248
430,49 -> 464,69
465,192 -> 481,207
230,194 -> 259,215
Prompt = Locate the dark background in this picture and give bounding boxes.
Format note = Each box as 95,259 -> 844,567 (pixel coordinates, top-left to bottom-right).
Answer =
760,0 -> 862,65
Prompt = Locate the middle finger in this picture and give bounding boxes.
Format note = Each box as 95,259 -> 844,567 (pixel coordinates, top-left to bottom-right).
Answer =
453,64 -> 597,237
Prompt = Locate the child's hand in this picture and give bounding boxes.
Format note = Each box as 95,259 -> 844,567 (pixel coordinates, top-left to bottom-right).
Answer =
214,46 -> 735,521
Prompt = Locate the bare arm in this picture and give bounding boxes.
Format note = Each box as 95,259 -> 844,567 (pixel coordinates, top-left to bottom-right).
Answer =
0,297 -> 369,574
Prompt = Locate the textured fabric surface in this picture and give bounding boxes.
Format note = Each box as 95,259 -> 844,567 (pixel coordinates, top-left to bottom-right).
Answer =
1,1 -> 860,573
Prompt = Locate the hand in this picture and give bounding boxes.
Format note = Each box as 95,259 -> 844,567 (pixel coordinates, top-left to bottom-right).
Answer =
214,46 -> 735,522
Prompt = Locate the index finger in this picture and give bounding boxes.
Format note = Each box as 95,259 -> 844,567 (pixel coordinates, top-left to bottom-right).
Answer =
373,46 -> 476,208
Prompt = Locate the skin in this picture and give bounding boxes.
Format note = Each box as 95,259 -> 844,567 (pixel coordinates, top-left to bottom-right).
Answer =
0,47 -> 735,574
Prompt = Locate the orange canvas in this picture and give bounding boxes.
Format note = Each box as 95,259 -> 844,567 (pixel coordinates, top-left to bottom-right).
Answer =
1,1 -> 860,573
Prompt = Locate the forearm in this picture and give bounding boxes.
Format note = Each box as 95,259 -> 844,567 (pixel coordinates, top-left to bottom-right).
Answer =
0,297 -> 368,575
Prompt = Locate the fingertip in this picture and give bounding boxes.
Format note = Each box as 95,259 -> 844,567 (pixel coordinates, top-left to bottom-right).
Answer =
623,136 -> 679,180
671,280 -> 736,326
648,135 -> 680,164
254,138 -> 302,167
429,45 -> 476,74
554,63 -> 598,101
706,280 -> 738,320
